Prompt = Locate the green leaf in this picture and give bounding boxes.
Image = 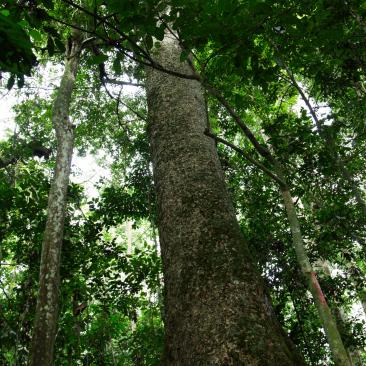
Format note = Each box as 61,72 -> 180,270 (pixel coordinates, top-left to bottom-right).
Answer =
87,54 -> 109,65
29,29 -> 43,43
0,9 -> 10,17
7,75 -> 15,90
145,35 -> 153,50
113,57 -> 122,74
154,25 -> 165,41
47,36 -> 55,56
217,0 -> 232,13
41,0 -> 54,10
17,75 -> 24,88
180,50 -> 189,62
43,26 -> 59,37
54,37 -> 66,53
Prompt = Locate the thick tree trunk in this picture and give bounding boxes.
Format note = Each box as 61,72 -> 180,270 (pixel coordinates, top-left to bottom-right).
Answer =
146,34 -> 305,366
29,35 -> 82,366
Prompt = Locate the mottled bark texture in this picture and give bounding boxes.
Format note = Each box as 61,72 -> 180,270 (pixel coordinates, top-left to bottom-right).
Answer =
29,34 -> 82,366
146,34 -> 305,366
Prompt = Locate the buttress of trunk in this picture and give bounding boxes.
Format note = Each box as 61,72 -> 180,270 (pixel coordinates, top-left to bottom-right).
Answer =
146,34 -> 305,366
29,34 -> 82,366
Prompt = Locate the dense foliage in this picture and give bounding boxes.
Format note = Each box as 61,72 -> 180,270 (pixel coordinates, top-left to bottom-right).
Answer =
0,0 -> 365,365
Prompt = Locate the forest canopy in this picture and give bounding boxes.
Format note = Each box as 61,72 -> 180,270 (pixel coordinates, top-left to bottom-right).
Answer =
0,0 -> 366,365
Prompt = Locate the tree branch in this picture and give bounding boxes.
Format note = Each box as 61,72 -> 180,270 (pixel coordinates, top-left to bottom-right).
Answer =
60,0 -> 200,81
103,77 -> 144,88
204,83 -> 276,163
205,129 -> 287,188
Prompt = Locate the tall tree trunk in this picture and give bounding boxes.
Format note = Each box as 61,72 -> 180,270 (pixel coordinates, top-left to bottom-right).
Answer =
29,34 -> 82,366
320,262 -> 365,366
359,291 -> 366,317
279,184 -> 352,366
146,34 -> 305,366
280,72 -> 366,361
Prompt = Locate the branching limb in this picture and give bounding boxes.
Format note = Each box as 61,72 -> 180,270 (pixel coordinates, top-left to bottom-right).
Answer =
203,83 -> 275,163
103,77 -> 144,88
204,129 -> 287,188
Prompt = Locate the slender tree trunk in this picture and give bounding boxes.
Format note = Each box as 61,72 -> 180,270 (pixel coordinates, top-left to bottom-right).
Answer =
126,220 -> 133,255
281,74 -> 366,358
279,184 -> 352,366
359,291 -> 366,317
252,130 -> 351,365
320,262 -> 364,366
146,34 -> 305,366
29,34 -> 82,366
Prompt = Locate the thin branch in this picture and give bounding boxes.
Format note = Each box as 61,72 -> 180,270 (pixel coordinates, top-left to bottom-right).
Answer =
205,129 -> 287,188
60,0 -> 200,81
0,157 -> 18,169
0,143 -> 52,169
0,278 -> 11,302
201,45 -> 228,71
61,0 -> 151,60
203,83 -> 275,163
183,55 -> 278,167
47,14 -> 97,38
103,77 -> 144,88
115,89 -> 133,141
118,97 -> 147,123
81,36 -> 97,47
277,57 -> 322,130
102,78 -> 147,122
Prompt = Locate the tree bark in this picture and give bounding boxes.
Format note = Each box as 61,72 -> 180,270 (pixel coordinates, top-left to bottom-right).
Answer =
279,187 -> 352,366
359,290 -> 366,317
146,34 -> 305,366
29,34 -> 82,366
210,130 -> 351,365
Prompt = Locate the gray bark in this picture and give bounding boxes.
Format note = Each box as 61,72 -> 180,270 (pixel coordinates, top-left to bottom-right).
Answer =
29,34 -> 82,366
146,34 -> 305,366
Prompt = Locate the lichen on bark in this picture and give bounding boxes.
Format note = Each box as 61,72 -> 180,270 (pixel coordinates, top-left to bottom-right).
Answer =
29,34 -> 82,366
